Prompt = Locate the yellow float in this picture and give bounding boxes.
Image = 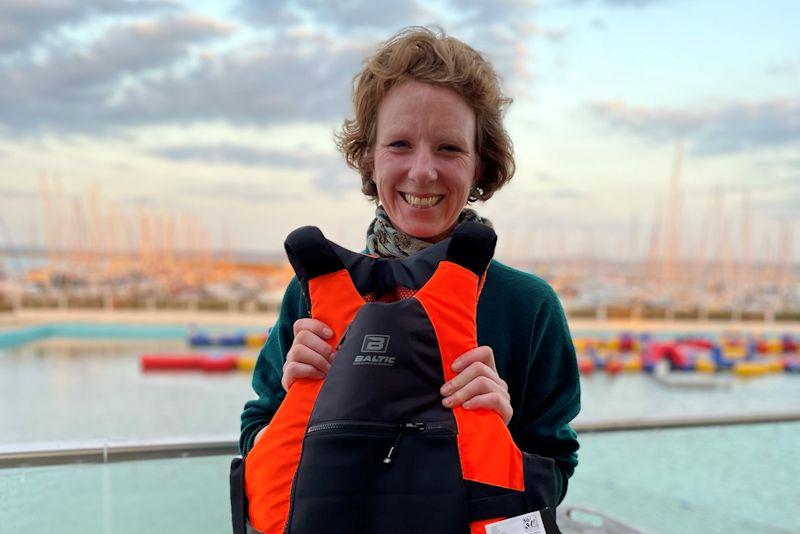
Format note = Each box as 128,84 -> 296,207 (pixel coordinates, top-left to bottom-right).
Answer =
246,333 -> 267,348
236,355 -> 258,371
733,361 -> 769,377
621,356 -> 643,373
694,359 -> 716,373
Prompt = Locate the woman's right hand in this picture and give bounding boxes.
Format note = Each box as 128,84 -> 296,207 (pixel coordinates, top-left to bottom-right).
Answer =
280,318 -> 336,392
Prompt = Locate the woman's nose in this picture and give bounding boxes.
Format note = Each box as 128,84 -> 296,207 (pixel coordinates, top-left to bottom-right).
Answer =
408,149 -> 437,183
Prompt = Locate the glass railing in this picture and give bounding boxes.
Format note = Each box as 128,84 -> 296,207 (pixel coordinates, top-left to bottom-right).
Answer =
2,423 -> 798,533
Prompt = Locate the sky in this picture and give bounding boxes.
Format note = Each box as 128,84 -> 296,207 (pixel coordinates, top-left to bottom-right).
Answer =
0,0 -> 798,262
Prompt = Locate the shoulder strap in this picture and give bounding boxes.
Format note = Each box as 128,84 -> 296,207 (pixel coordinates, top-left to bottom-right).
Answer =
284,226 -> 345,284
446,222 -> 497,277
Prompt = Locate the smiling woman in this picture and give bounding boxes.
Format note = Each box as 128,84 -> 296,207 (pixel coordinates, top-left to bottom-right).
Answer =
239,26 -> 581,534
372,81 -> 477,241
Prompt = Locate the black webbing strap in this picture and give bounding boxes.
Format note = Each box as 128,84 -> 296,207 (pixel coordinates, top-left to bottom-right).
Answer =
446,222 -> 497,278
468,491 -> 527,522
229,457 -> 248,534
284,226 -> 346,285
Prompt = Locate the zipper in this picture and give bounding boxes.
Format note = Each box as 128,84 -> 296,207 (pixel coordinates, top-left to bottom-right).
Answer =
382,422 -> 427,464
306,420 -> 453,465
335,323 -> 352,350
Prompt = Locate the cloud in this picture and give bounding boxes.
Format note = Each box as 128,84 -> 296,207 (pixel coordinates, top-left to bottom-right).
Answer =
754,157 -> 800,173
0,1 -> 547,137
237,0 -> 433,31
151,142 -> 358,198
767,59 -> 800,77
558,0 -> 667,7
179,181 -> 304,204
236,0 -> 548,96
151,143 -> 339,169
0,0 -> 178,53
544,186 -> 587,199
0,14 -> 234,135
752,188 -> 800,219
0,25 -> 362,135
0,187 -> 38,199
589,98 -> 800,155
119,35 -> 363,126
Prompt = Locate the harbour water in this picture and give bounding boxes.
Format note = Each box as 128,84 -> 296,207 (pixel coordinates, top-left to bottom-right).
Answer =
1,327 -> 799,532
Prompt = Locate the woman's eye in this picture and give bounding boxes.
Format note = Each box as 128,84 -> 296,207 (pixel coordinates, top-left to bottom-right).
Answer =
388,140 -> 409,148
441,145 -> 462,152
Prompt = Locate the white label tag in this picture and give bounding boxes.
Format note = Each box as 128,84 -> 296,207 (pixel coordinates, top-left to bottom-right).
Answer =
484,511 -> 546,534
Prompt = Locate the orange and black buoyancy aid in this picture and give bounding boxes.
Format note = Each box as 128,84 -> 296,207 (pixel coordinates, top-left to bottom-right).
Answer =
230,223 -> 561,534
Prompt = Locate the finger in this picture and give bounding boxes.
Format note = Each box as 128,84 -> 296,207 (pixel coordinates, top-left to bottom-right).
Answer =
452,346 -> 496,374
441,360 -> 505,397
443,375 -> 508,409
462,392 -> 513,425
293,318 -> 334,340
286,344 -> 332,372
294,329 -> 334,360
281,362 -> 326,391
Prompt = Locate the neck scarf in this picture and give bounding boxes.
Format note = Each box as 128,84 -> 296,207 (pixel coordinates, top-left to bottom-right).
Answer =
366,205 -> 493,258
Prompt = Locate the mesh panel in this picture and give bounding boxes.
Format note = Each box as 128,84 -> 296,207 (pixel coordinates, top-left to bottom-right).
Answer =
361,286 -> 418,303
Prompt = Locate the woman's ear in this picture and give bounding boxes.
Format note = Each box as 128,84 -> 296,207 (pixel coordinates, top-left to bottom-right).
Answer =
469,161 -> 484,202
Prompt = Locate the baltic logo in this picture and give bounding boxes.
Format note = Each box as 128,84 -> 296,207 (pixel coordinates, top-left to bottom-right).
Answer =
353,335 -> 395,367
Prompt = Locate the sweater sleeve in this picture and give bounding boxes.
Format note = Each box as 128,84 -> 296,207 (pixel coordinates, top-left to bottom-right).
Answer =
239,277 -> 307,456
511,284 -> 581,505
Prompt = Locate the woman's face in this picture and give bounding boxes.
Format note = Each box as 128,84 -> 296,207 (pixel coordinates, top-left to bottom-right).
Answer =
372,80 -> 477,242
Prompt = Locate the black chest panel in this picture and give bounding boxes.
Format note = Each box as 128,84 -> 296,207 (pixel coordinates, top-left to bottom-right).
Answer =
309,299 -> 452,428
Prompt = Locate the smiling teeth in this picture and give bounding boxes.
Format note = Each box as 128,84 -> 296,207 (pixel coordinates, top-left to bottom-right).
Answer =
402,193 -> 443,208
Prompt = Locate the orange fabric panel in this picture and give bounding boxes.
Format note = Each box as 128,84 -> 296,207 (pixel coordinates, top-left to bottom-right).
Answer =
416,261 -> 525,491
245,378 -> 324,532
457,409 -> 525,491
308,269 -> 365,337
245,269 -> 363,533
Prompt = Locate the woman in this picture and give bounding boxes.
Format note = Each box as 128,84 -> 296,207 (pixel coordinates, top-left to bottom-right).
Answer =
240,26 -> 580,507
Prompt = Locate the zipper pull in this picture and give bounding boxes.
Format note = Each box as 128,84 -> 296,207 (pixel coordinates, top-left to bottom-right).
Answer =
336,324 -> 352,350
382,423 -> 426,464
382,432 -> 402,464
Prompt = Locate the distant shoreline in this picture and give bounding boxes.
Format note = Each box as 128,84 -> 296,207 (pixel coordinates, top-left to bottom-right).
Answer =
2,309 -> 800,333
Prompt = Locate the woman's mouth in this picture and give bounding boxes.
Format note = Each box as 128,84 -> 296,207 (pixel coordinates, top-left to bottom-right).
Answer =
399,192 -> 444,209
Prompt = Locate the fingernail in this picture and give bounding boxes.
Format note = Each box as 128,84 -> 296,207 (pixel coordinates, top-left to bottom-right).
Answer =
463,401 -> 472,409
440,383 -> 452,395
451,359 -> 462,372
330,351 -> 337,360
442,397 -> 453,407
323,328 -> 333,338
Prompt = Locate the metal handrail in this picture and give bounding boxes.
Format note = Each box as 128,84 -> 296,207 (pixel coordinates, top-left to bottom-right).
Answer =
2,412 -> 799,468
0,435 -> 238,468
573,410 -> 800,433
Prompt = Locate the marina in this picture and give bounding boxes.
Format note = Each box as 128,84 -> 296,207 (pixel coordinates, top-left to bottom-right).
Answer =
1,317 -> 799,532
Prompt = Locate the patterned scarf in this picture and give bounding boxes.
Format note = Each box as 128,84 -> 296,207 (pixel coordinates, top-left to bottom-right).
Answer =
366,205 -> 493,258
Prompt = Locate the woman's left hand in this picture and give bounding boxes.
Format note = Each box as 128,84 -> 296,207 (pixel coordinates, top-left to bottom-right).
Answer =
439,346 -> 513,425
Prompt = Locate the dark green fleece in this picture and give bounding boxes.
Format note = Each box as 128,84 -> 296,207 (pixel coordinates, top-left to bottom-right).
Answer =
239,259 -> 581,503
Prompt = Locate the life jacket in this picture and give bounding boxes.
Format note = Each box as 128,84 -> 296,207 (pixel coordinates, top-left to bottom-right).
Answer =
230,223 -> 561,534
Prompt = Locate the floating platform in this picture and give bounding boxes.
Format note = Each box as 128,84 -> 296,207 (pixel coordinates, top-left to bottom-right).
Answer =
140,353 -> 250,373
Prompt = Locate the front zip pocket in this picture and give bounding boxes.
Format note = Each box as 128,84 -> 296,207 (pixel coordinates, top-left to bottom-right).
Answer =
287,419 -> 468,534
306,420 -> 453,465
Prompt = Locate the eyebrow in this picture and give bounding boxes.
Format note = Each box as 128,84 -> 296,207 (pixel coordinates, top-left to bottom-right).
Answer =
379,129 -> 471,147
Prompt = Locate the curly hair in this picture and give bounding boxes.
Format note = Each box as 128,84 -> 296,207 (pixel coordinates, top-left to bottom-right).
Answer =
335,26 -> 515,203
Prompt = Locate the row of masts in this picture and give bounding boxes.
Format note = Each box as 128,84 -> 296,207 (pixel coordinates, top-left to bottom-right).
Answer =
5,150 -> 797,310
32,173 -> 289,293
499,143 -> 796,309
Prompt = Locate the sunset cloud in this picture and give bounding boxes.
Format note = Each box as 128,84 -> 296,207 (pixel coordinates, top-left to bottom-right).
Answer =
589,98 -> 800,155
